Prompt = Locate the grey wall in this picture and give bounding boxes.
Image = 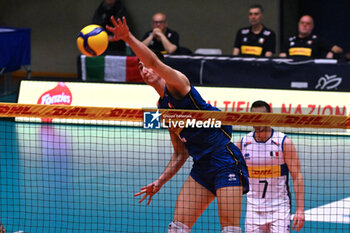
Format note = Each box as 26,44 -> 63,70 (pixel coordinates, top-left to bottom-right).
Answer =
0,0 -> 279,74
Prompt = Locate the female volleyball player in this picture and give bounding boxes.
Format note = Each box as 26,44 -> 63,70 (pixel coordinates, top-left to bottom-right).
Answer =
107,16 -> 249,233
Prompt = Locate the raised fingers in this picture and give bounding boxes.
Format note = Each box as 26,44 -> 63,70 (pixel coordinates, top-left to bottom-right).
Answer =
134,189 -> 147,197
110,16 -> 118,27
139,193 -> 148,204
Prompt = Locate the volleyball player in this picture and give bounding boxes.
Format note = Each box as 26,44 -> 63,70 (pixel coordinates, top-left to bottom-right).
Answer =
236,101 -> 305,232
107,16 -> 249,233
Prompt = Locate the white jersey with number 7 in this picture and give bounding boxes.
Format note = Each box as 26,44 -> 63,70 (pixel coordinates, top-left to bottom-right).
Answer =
240,129 -> 291,211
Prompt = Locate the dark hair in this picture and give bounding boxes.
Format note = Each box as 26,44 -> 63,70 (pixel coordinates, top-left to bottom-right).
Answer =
249,4 -> 264,13
251,100 -> 271,112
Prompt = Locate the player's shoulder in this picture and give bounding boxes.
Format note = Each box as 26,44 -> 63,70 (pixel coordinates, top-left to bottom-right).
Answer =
262,26 -> 275,37
240,131 -> 254,148
166,28 -> 179,37
271,130 -> 288,145
272,130 -> 286,137
243,131 -> 255,140
288,35 -> 297,41
238,27 -> 251,35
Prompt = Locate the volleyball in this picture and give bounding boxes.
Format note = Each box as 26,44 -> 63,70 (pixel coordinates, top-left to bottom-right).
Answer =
77,24 -> 108,57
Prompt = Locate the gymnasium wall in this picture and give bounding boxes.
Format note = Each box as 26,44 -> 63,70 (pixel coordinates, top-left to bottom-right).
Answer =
0,0 -> 279,74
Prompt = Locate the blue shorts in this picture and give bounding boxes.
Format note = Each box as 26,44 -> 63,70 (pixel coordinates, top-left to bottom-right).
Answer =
190,142 -> 249,195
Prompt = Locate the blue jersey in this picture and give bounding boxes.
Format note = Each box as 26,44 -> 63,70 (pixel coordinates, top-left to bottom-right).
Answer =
158,85 -> 234,161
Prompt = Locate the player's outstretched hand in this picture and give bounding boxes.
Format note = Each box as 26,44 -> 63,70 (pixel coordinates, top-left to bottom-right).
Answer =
134,181 -> 161,206
106,16 -> 130,42
292,211 -> 305,232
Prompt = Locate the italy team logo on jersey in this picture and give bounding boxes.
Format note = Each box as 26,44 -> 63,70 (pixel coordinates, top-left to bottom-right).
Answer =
270,151 -> 279,157
143,110 -> 161,129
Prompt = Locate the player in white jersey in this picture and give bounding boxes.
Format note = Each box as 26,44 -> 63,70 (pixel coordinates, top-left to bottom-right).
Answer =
236,101 -> 305,233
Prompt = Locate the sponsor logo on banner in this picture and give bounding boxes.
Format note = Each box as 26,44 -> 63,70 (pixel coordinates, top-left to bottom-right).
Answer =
17,81 -> 350,125
37,82 -> 72,122
38,82 -> 72,105
315,74 -> 342,90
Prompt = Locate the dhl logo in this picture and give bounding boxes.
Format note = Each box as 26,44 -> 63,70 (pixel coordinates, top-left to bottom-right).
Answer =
241,45 -> 263,56
0,103 -> 348,129
289,47 -> 312,56
248,166 -> 281,178
252,170 -> 273,175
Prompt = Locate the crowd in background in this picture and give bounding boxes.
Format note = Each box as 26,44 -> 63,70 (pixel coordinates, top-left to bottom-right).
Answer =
92,0 -> 348,60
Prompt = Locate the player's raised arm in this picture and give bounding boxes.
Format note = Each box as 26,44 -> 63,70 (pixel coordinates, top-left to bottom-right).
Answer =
106,16 -> 190,98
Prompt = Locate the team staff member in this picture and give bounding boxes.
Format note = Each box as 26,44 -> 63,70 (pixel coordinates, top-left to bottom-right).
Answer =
107,16 -> 249,233
142,12 -> 179,54
280,15 -> 341,58
233,4 -> 276,57
236,101 -> 305,233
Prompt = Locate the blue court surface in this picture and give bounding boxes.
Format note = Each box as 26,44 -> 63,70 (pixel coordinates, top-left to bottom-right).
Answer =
0,119 -> 349,233
0,94 -> 349,233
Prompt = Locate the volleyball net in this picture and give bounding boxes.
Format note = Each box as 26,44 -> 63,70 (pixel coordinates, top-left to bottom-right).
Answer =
0,103 -> 349,232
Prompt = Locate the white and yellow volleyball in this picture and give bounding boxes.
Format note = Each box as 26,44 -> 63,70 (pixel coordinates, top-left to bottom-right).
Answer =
77,24 -> 108,57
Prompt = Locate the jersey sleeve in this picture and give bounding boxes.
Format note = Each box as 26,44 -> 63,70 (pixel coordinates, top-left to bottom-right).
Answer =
265,30 -> 276,54
234,29 -> 242,49
318,37 -> 332,53
169,31 -> 180,48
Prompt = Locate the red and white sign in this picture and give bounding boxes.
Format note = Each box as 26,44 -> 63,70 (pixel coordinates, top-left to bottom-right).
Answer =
17,81 -> 350,125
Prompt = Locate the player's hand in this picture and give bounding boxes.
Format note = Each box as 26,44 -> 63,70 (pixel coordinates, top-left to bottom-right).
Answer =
152,28 -> 163,39
292,210 -> 305,232
134,181 -> 161,205
106,16 -> 130,42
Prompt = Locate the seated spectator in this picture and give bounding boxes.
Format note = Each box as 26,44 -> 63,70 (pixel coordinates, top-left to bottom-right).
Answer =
92,0 -> 133,55
141,12 -> 179,54
280,15 -> 342,59
233,4 -> 276,57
